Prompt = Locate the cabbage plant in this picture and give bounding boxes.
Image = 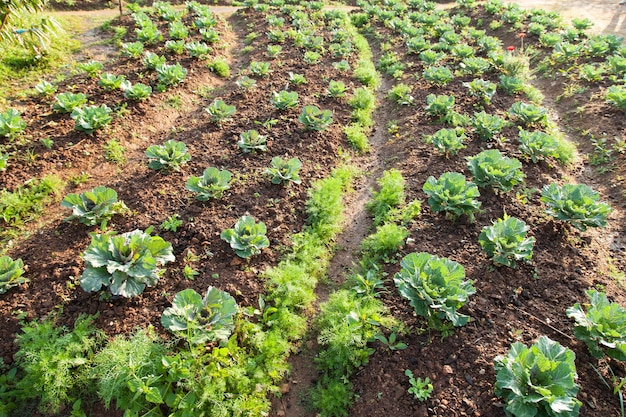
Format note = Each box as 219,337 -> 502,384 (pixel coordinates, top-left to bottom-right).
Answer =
270,90 -> 299,110
0,108 -> 27,139
467,149 -> 525,193
298,105 -> 333,131
61,186 -> 128,226
145,140 -> 191,172
494,336 -> 581,417
221,215 -> 269,258
566,289 -> 626,361
0,255 -> 27,295
80,228 -> 175,298
71,105 -> 113,134
394,252 -> 475,331
161,287 -> 237,344
264,157 -> 302,185
422,172 -> 481,222
185,167 -> 232,201
237,129 -> 267,153
53,92 -> 87,114
205,99 -> 236,126
478,215 -> 535,268
540,183 -> 612,231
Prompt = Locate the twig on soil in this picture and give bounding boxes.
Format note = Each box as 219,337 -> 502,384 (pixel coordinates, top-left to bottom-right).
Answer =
511,305 -> 574,341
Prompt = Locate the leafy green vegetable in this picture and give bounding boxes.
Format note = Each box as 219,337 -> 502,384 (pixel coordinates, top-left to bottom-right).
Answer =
566,289 -> 626,361
394,252 -> 475,330
270,90 -> 299,110
478,214 -> 535,268
264,156 -> 302,185
422,172 -> 481,222
161,286 -> 237,344
61,186 -> 128,226
494,336 -> 581,417
156,62 -> 187,87
145,140 -> 191,172
467,149 -> 525,193
71,105 -> 112,134
98,73 -> 125,90
508,101 -> 548,127
185,167 -> 232,201
185,41 -> 211,58
121,81 -> 152,101
517,129 -> 561,163
237,129 -> 267,153
423,128 -> 466,158
142,51 -> 166,70
0,255 -> 27,294
221,215 -> 269,258
464,79 -> 497,105
541,183 -> 612,231
366,168 -> 405,226
76,60 -> 103,78
298,105 -> 333,131
0,108 -> 26,139
80,228 -> 175,298
423,65 -> 454,86
471,111 -> 507,141
205,99 -> 236,126
52,92 -> 87,114
120,41 -> 143,58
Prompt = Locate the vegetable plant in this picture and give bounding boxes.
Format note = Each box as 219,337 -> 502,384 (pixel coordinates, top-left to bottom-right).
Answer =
422,172 -> 481,222
566,289 -> 626,361
423,128 -> 466,158
145,140 -> 191,172
98,73 -> 126,90
61,186 -> 129,226
0,108 -> 27,139
71,105 -> 112,134
76,60 -> 103,78
249,61 -> 271,77
479,214 -> 535,268
156,62 -> 187,88
264,156 -> 302,185
518,129 -> 561,163
394,252 -> 475,331
236,75 -> 256,90
142,52 -> 166,70
135,23 -> 162,44
508,101 -> 548,127
326,80 -> 346,98
270,90 -> 299,110
499,75 -> 525,95
494,336 -> 581,417
237,129 -> 267,153
165,40 -> 185,54
161,286 -> 237,344
168,20 -> 188,40
220,215 -> 270,258
120,41 -> 144,58
159,214 -> 182,232
205,99 -> 236,126
606,85 -> 626,110
52,92 -> 87,114
405,370 -> 433,402
298,105 -> 333,131
121,81 -> 152,101
185,167 -> 232,200
422,65 -> 454,86
35,80 -> 57,96
0,255 -> 27,294
540,183 -> 612,231
185,41 -> 211,58
200,28 -> 219,43
425,93 -> 455,121
464,79 -> 497,105
388,83 -> 414,105
471,111 -> 507,141
80,228 -> 175,298
467,149 -> 525,193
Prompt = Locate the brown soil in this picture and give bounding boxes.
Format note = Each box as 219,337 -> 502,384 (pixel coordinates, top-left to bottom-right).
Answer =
2,2 -> 626,417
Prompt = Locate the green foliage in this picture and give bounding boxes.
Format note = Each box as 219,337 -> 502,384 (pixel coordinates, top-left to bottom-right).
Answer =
249,61 -> 271,77
312,378 -> 352,417
145,139 -> 191,172
360,223 -> 409,264
349,268 -> 385,298
71,104 -> 112,134
162,287 -> 237,344
185,41 -> 211,58
0,108 -> 26,139
135,22 -> 162,44
464,78 -> 497,105
471,111 -> 507,141
423,172 -> 481,222
405,370 -> 433,401
76,60 -> 103,78
353,60 -> 381,89
306,168 -> 355,241
388,83 -> 414,105
52,92 -> 87,113
34,80 -> 56,96
103,139 -> 126,165
460,57 -> 491,75
541,183 -> 612,231
165,39 -> 185,54
479,214 -> 535,268
394,252 -> 475,331
236,75 -> 256,90
91,327 -> 166,414
343,123 -> 369,152
120,41 -> 143,58
425,93 -> 455,121
298,105 -> 333,131
264,156 -> 302,185
159,214 -> 182,232
0,174 -> 63,228
517,129 -> 562,163
168,20 -> 188,40
467,149 -> 525,193
606,85 -> 626,110
423,65 -> 454,86
61,186 -> 128,226
186,167 -> 232,201
238,129 -> 267,153
0,255 -> 27,294
205,99 -> 236,126
80,228 -> 175,298
121,81 -> 152,101
499,75 -> 525,95
209,58 -> 230,77
156,62 -> 187,87
221,215 -> 269,258
288,72 -> 306,86
14,315 -> 103,414
98,72 -> 125,90
366,168 -> 405,226
508,101 -> 548,127
349,86 -> 376,113
270,90 -> 299,110
494,336 -> 581,417
567,289 -> 626,361
424,127 -> 466,157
